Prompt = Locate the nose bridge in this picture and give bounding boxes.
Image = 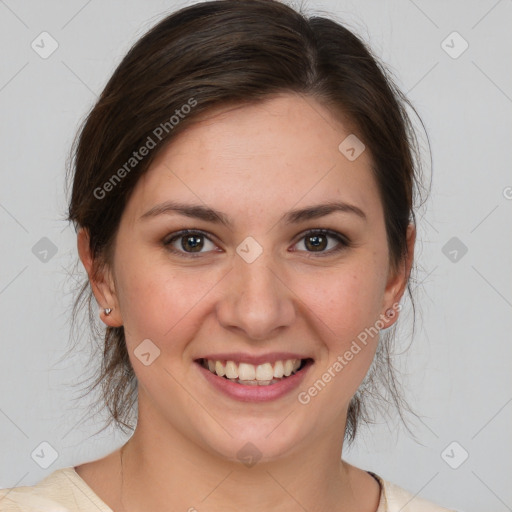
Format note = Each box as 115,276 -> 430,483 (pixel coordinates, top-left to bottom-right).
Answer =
217,244 -> 295,339
239,251 -> 279,299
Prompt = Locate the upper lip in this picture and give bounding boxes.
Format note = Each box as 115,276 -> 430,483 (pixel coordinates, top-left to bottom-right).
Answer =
196,352 -> 313,365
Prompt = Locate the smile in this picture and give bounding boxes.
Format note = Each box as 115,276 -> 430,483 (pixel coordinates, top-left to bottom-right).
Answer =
198,357 -> 309,386
194,357 -> 314,402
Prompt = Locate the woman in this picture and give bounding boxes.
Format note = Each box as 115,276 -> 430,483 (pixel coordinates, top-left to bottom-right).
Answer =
0,0 -> 455,510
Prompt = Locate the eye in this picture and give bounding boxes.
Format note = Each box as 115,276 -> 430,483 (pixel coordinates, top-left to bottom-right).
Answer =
163,230 -> 219,256
163,228 -> 350,258
292,229 -> 349,255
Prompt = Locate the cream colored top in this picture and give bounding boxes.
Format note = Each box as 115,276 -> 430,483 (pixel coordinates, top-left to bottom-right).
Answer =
0,467 -> 456,511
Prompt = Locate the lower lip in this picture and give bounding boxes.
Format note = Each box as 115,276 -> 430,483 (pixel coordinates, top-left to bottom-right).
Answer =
195,360 -> 313,403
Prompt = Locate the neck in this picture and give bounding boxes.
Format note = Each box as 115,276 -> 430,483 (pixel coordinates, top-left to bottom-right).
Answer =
117,408 -> 376,512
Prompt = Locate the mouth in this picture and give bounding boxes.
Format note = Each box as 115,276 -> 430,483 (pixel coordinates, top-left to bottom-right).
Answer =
195,357 -> 314,386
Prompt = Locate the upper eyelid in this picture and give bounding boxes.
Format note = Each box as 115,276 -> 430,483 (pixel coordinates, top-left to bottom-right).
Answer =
164,229 -> 219,245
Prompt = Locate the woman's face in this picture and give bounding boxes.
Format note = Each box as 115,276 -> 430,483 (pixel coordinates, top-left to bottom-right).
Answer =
88,94 -> 411,462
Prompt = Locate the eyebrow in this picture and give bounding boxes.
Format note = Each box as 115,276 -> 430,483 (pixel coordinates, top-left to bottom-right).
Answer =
139,200 -> 367,226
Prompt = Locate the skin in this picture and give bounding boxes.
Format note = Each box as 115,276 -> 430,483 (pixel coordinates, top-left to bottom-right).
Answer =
76,93 -> 415,512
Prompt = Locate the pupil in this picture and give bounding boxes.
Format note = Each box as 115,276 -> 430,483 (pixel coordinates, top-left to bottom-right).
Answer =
183,234 -> 203,252
306,234 -> 326,251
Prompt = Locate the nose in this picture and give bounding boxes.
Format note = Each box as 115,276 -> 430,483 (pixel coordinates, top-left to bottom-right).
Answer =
215,250 -> 296,341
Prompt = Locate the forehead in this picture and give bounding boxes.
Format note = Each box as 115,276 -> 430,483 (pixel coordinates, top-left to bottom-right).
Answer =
126,94 -> 382,225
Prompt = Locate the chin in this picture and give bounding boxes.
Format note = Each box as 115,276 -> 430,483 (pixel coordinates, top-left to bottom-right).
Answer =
196,418 -> 307,467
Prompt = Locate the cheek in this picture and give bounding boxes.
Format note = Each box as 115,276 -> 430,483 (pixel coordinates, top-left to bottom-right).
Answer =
302,264 -> 385,345
114,248 -> 223,349
297,263 -> 386,398
297,271 -> 383,410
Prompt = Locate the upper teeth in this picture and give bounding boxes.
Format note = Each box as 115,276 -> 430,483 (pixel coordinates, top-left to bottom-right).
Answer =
205,359 -> 302,380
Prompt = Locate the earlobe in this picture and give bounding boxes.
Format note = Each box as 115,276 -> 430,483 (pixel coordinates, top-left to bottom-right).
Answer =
77,228 -> 123,327
98,305 -> 122,327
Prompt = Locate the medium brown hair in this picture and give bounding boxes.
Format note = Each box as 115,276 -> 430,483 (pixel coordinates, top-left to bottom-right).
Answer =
65,0 -> 430,442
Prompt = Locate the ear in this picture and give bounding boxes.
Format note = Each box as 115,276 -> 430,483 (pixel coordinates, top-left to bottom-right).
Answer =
77,228 -> 123,327
381,223 -> 416,327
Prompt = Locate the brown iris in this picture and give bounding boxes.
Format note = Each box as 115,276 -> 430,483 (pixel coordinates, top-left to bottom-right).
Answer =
305,233 -> 327,251
181,234 -> 204,252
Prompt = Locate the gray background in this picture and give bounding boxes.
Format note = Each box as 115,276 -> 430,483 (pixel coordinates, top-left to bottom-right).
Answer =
0,1 -> 511,511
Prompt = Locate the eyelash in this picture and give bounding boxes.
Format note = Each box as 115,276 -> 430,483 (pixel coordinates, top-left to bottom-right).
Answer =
162,228 -> 350,258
